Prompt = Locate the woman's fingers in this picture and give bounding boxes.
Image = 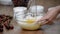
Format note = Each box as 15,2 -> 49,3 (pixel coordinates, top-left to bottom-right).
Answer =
36,16 -> 54,26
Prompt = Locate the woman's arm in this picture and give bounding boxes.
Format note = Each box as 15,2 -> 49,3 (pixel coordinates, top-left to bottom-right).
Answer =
46,6 -> 60,20
37,6 -> 60,25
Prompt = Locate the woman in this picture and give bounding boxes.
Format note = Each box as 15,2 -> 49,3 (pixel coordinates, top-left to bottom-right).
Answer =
36,6 -> 60,25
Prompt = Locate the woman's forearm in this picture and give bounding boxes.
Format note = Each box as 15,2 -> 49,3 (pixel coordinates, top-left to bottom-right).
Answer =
37,6 -> 60,25
44,6 -> 60,21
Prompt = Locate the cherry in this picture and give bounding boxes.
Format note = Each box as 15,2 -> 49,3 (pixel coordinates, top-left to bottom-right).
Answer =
9,25 -> 14,29
5,25 -> 10,30
0,28 -> 3,32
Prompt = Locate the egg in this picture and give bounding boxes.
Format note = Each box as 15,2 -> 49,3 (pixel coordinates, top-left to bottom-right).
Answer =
18,21 -> 41,30
26,19 -> 35,24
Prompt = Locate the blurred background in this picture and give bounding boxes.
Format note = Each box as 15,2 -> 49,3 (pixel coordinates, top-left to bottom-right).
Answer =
0,0 -> 60,7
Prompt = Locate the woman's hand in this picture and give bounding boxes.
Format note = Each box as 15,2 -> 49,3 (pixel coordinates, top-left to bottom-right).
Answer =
36,6 -> 60,25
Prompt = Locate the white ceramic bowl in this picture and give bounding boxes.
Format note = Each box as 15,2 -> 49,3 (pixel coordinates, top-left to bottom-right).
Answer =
13,7 -> 27,20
